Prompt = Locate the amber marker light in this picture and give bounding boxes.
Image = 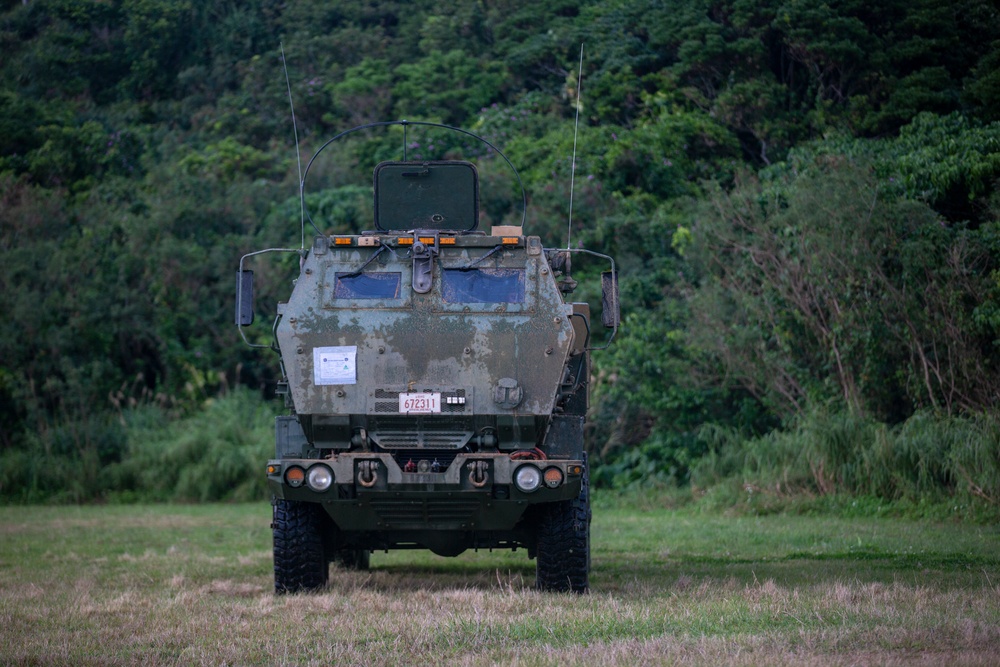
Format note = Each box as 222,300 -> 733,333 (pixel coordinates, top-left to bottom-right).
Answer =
334,237 -> 352,245
285,466 -> 306,488
501,237 -> 519,245
267,464 -> 280,475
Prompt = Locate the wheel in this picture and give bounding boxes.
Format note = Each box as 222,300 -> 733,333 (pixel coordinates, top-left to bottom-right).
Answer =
272,498 -> 329,594
332,548 -> 371,571
535,468 -> 591,593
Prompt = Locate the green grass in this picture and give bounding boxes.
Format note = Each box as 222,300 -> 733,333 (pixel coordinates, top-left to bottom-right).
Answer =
1,497 -> 999,666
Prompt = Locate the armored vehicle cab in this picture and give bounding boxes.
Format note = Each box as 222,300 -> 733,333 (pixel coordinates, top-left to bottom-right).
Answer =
237,121 -> 618,593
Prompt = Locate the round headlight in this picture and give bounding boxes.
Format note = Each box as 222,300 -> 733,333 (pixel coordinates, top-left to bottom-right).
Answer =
514,465 -> 542,493
306,465 -> 334,492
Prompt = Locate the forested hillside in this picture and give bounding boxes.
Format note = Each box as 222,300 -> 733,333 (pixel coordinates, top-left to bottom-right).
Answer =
2,0 -> 999,510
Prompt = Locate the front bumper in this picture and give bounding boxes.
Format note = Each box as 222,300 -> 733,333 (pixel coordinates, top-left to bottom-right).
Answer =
266,452 -> 584,533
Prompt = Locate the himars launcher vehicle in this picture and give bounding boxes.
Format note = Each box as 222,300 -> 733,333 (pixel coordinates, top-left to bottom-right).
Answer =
237,121 -> 618,593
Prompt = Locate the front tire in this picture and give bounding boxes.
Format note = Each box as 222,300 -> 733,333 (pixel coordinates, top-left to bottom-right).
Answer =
535,470 -> 591,593
272,498 -> 329,594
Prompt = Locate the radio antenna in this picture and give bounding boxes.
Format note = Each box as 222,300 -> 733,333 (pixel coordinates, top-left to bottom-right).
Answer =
566,43 -> 584,250
280,43 -> 306,250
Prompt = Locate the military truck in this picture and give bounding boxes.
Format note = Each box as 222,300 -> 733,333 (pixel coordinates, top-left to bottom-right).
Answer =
237,121 -> 618,593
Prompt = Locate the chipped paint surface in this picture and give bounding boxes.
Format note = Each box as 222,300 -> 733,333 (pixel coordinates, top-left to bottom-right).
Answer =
276,236 -> 575,424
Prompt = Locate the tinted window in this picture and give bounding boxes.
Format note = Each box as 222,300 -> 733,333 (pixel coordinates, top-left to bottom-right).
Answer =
442,269 -> 525,303
334,272 -> 401,299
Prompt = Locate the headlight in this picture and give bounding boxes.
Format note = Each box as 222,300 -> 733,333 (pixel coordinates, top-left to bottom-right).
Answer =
514,465 -> 541,493
307,465 -> 334,492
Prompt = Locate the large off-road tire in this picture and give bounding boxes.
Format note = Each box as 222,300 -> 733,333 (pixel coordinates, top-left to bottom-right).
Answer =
332,548 -> 371,571
272,498 -> 329,594
535,470 -> 591,593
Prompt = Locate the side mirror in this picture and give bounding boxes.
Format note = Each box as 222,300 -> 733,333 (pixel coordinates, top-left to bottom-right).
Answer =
601,270 -> 620,328
235,270 -> 254,326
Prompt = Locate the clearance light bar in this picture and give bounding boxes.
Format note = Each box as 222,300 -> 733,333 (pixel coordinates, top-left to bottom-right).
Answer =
396,236 -> 456,245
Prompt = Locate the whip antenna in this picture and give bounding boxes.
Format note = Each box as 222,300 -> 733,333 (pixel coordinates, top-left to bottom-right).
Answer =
281,43 -> 306,250
566,43 -> 584,250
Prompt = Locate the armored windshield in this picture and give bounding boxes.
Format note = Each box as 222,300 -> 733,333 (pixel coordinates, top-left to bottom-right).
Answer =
441,268 -> 525,303
334,272 -> 402,299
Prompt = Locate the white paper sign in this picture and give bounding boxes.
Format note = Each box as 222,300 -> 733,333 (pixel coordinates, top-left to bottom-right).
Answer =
313,346 -> 357,385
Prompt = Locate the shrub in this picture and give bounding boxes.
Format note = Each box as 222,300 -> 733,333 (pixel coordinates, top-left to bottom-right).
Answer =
688,409 -> 1000,509
112,389 -> 274,502
0,389 -> 276,503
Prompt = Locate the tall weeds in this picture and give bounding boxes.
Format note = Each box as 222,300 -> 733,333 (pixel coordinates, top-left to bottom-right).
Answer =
0,389 -> 275,503
3,388 -> 996,514
0,411 -> 128,503
691,409 -> 1000,510
112,389 -> 274,502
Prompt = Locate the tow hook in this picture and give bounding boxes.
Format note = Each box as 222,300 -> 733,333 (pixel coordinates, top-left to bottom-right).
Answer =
358,460 -> 379,488
468,461 -> 489,488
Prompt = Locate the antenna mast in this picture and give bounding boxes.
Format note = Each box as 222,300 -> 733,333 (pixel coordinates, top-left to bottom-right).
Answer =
566,44 -> 584,250
280,43 -> 306,250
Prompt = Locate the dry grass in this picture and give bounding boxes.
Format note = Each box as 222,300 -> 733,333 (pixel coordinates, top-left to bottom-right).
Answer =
1,501 -> 998,666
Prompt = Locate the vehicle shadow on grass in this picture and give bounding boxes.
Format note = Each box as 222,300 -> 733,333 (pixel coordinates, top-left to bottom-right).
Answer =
325,560 -> 539,594
323,557 -> 872,596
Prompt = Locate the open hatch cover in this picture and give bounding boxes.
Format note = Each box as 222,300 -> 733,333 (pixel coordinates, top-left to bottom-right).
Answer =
374,160 -> 479,232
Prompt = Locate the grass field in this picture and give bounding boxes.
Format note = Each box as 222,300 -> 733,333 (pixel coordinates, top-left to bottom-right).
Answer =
1,497 -> 998,666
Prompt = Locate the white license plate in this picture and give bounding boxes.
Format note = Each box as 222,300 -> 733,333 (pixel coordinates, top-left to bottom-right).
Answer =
398,392 -> 441,414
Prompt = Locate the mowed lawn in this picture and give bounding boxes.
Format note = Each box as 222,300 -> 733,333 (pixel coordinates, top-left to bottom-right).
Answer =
1,498 -> 998,666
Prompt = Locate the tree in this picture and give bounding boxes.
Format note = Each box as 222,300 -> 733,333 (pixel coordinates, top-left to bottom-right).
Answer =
688,154 -> 1000,422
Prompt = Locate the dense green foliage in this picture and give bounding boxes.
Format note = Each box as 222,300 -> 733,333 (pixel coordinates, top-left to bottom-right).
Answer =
2,0 -> 1000,508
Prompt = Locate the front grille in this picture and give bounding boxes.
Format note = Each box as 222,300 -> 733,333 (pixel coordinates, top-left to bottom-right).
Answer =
369,415 -> 473,449
370,498 -> 481,527
373,429 -> 472,449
